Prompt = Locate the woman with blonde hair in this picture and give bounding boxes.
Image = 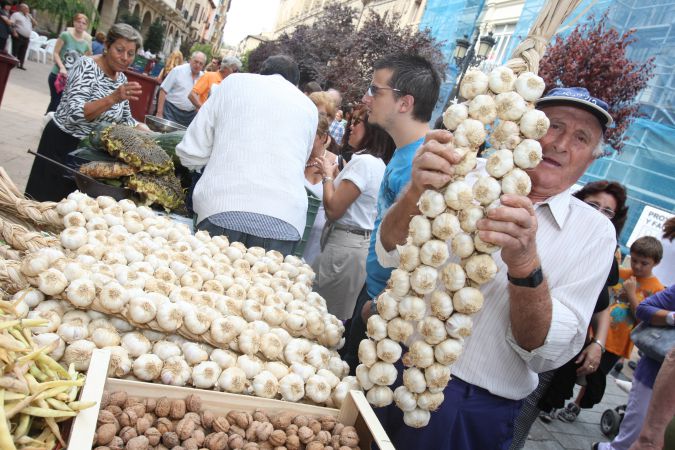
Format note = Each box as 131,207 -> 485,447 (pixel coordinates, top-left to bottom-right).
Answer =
47,12 -> 91,112
157,49 -> 183,82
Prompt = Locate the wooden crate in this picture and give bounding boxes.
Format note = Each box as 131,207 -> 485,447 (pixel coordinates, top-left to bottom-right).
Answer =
68,349 -> 394,450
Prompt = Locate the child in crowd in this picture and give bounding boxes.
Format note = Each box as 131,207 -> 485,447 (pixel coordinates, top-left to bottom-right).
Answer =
604,236 -> 665,372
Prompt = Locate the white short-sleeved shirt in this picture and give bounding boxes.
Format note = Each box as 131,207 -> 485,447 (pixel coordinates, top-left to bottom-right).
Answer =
160,63 -> 201,111
334,152 -> 386,230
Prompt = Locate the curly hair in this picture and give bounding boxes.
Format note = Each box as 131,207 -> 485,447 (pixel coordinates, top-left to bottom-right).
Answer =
663,217 -> 675,242
573,180 -> 628,236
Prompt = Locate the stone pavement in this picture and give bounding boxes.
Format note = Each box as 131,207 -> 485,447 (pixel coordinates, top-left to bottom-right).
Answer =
0,53 -> 634,450
0,58 -> 52,192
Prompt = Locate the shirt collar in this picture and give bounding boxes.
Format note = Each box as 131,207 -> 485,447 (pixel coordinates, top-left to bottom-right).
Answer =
534,188 -> 573,229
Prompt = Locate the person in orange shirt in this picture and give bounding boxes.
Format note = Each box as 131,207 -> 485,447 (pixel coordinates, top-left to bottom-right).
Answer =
605,236 -> 665,372
188,55 -> 241,110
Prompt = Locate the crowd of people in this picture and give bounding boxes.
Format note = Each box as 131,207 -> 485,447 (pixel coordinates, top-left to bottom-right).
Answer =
16,14 -> 674,450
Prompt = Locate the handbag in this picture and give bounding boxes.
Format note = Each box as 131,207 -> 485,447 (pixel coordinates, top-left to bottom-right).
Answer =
54,73 -> 67,94
630,321 -> 675,362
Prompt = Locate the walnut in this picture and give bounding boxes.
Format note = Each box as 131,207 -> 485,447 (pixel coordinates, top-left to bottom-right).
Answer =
256,422 -> 274,442
227,433 -> 244,450
338,427 -> 358,448
170,400 -> 187,420
155,397 -> 171,418
200,410 -> 215,429
98,410 -> 120,431
230,424 -> 246,438
182,438 -> 199,450
204,432 -> 228,450
93,446 -> 110,450
306,443 -> 324,450
119,409 -> 139,428
298,426 -> 314,444
109,391 -> 127,407
124,397 -> 141,409
331,423 -> 344,437
285,434 -> 301,450
120,426 -> 138,443
259,443 -> 273,450
125,435 -> 149,450
184,394 -> 202,413
129,402 -> 146,418
285,424 -> 298,436
191,428 -> 206,446
315,431 -> 331,445
156,417 -> 174,434
184,412 -> 201,426
106,405 -> 123,419
175,418 -> 196,441
308,419 -> 321,435
96,423 -> 117,445
100,391 -> 111,410
136,417 -> 152,435
246,421 -> 262,442
271,412 -> 293,430
226,411 -> 251,429
268,429 -> 286,447
154,445 -> 169,450
292,416 -> 309,428
318,416 -> 336,432
145,428 -> 161,446
338,447 -> 352,450
253,409 -> 269,423
143,413 -> 156,425
211,416 -> 229,433
170,447 -> 185,450
161,432 -> 180,448
243,444 -> 259,450
109,436 -> 124,450
324,447 -> 333,450
330,435 -> 340,449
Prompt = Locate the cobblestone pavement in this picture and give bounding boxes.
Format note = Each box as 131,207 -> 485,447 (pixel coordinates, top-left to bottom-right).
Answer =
0,53 -> 633,450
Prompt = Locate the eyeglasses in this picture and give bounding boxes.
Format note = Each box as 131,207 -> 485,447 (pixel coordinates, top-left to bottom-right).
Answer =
585,200 -> 615,219
366,84 -> 403,97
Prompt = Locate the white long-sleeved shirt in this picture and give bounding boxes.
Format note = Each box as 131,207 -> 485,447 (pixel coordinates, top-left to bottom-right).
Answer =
176,73 -> 318,237
160,63 -> 202,111
375,161 -> 617,400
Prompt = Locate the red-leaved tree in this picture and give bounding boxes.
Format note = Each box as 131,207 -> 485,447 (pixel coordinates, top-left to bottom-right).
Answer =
539,14 -> 655,152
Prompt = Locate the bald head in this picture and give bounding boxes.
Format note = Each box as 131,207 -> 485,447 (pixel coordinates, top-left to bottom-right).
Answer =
19,3 -> 30,13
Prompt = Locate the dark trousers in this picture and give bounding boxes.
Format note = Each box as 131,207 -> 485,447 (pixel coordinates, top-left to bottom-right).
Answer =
25,120 -> 79,202
339,283 -> 372,375
197,219 -> 297,256
377,371 -> 523,450
0,36 -> 8,54
46,72 -> 62,113
11,34 -> 28,66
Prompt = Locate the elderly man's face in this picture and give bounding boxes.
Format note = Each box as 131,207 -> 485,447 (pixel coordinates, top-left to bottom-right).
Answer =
189,55 -> 206,74
528,105 -> 603,200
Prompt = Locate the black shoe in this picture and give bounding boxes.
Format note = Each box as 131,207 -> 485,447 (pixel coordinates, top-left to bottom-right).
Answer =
628,360 -> 637,370
17,66 -> 26,70
614,362 -> 624,373
591,443 -> 599,450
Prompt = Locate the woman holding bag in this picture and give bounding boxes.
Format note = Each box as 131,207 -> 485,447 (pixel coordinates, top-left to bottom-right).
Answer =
311,105 -> 394,320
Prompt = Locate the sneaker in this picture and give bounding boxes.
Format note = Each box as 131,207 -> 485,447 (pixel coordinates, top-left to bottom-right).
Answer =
558,402 -> 581,423
539,410 -> 556,423
628,360 -> 637,370
614,361 -> 624,373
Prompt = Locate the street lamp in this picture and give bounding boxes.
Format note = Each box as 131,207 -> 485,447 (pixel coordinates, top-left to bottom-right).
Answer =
445,30 -> 496,108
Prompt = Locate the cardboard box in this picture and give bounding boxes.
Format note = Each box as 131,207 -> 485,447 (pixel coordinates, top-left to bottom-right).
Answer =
69,349 -> 394,449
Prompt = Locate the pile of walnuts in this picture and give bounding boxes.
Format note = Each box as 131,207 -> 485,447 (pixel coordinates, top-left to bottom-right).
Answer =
93,391 -> 361,450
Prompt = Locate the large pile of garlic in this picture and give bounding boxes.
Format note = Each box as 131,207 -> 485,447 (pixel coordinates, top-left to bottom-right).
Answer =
356,66 -> 549,427
8,192 -> 359,407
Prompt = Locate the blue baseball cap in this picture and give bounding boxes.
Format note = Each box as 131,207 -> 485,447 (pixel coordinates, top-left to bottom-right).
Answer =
536,87 -> 613,130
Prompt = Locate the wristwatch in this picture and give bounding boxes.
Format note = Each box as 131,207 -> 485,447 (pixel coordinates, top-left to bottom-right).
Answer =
590,338 -> 606,353
321,176 -> 334,184
507,266 -> 544,288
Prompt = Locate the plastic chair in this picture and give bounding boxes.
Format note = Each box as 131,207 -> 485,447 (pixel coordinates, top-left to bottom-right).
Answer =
29,30 -> 38,40
27,37 -> 43,62
39,38 -> 57,64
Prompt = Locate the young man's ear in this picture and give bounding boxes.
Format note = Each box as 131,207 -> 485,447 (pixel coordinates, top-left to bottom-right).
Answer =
398,94 -> 415,114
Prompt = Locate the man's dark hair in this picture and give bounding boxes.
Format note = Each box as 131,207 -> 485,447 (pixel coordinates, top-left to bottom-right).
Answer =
374,54 -> 441,122
260,55 -> 300,86
302,81 -> 322,94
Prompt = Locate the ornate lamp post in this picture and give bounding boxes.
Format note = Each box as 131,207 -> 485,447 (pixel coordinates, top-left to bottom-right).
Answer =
445,30 -> 497,108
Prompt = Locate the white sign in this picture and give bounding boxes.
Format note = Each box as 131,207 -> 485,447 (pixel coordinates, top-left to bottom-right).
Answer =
626,205 -> 674,247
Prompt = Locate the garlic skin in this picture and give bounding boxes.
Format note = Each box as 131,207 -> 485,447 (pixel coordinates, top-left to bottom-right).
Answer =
90,327 -> 120,348
408,340 -> 435,368
488,66 -> 516,93
356,363 -> 375,390
366,314 -> 388,341
430,290 -> 454,321
519,109 -> 550,140
417,316 -> 448,345
468,94 -> 497,124
63,339 -> 96,371
419,240 -> 450,268
388,268 -> 411,297
451,233 -> 475,259
65,278 -> 96,307
444,180 -> 473,211
219,367 -> 249,394
453,286 -> 485,315
398,295 -> 427,322
418,190 -> 447,218
459,69 -> 489,99
152,340 -> 182,361
445,313 -> 473,339
38,268 -> 68,296
459,206 -> 484,233
306,374 -> 332,403
61,226 -> 88,250
366,385 -> 394,407
434,338 -> 463,365
133,353 -> 164,381
358,339 -> 378,367
464,254 -> 499,285
403,367 -> 427,394
368,361 -> 398,386
513,139 -> 543,169
502,168 -> 532,196
417,390 -> 445,411
454,151 -> 478,176
456,119 -> 487,147
404,408 -> 431,428
409,215 -> 432,247
376,338 -> 403,364
486,149 -> 515,179
489,120 -> 521,150
394,386 -> 418,412
442,103 -> 468,130
121,332 -> 152,358
387,318 -> 415,343
279,373 -> 305,401
515,72 -> 546,101
104,346 -> 132,377
252,370 -> 279,398
495,92 -> 528,121
432,213 -> 461,241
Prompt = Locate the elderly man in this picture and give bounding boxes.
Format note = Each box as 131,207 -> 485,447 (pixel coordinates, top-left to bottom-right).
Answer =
10,3 -> 36,69
365,87 -> 617,449
326,87 -> 346,145
176,55 -> 317,255
156,51 -> 206,126
188,55 -> 241,110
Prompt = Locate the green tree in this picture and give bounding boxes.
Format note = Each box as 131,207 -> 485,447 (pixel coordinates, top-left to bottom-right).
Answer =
145,20 -> 165,54
117,10 -> 141,30
189,42 -> 213,61
33,0 -> 97,35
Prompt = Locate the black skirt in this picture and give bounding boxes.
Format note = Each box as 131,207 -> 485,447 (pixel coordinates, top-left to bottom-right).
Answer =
24,120 -> 80,202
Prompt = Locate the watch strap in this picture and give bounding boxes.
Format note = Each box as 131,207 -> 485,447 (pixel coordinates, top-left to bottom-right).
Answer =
507,266 -> 544,288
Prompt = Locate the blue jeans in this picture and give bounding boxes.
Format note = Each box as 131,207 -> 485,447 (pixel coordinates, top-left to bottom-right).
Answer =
197,219 -> 297,256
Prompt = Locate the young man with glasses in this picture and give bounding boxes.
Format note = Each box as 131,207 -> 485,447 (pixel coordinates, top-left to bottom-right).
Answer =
341,53 -> 441,371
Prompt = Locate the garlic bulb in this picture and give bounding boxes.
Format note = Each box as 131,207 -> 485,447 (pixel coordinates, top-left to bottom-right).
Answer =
91,327 -> 120,348
210,348 -> 237,369
152,340 -> 182,361
432,213 -> 461,241
410,266 -> 438,295
387,318 -> 415,343
358,339 -> 377,367
458,206 -> 484,233
121,332 -> 152,357
219,367 -> 248,393
388,268 -> 410,297
445,313 -> 473,339
366,385 -> 394,407
279,373 -> 305,401
182,305 -> 212,335
265,361 -> 290,380
155,301 -> 183,332
133,353 -> 163,381
468,94 -> 497,124
474,176 -> 502,206
183,342 -> 209,366
128,296 -> 157,324
442,102 -> 468,130
495,92 -> 528,121
434,338 -> 463,365
21,253 -> 50,277
376,338 -> 402,364
62,339 -> 96,371
366,314 -> 388,341
33,333 -> 65,360
376,292 -> 400,322
398,295 -> 427,322
65,278 -> 96,307
502,168 -> 532,196
519,109 -> 550,140
402,367 -> 427,394
418,190 -> 447,218
252,370 -> 279,398
398,242 -> 421,272
451,233 -> 475,259
459,69 -> 488,99
99,281 -> 128,313
417,390 -> 445,411
453,151 -> 478,176
463,254 -> 498,285
237,354 -> 263,379
104,346 -> 132,377
260,332 -> 283,360
515,72 -> 546,101
513,139 -> 543,169
404,408 -> 431,428
456,119 -> 487,147
417,316 -> 448,345
486,149 -> 515,178
430,290 -> 454,321
444,180 -> 473,211
192,361 -> 222,389
394,386 -> 418,412
368,361 -> 398,386
407,340 -> 435,368
474,235 -> 500,254
57,322 -> 88,343
12,288 -> 44,308
306,374 -> 332,403
37,268 -> 68,296
409,215 -> 432,247
488,66 -> 516,93
419,240 -> 449,268
61,226 -> 88,250
489,120 -> 521,150
237,329 -> 261,355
